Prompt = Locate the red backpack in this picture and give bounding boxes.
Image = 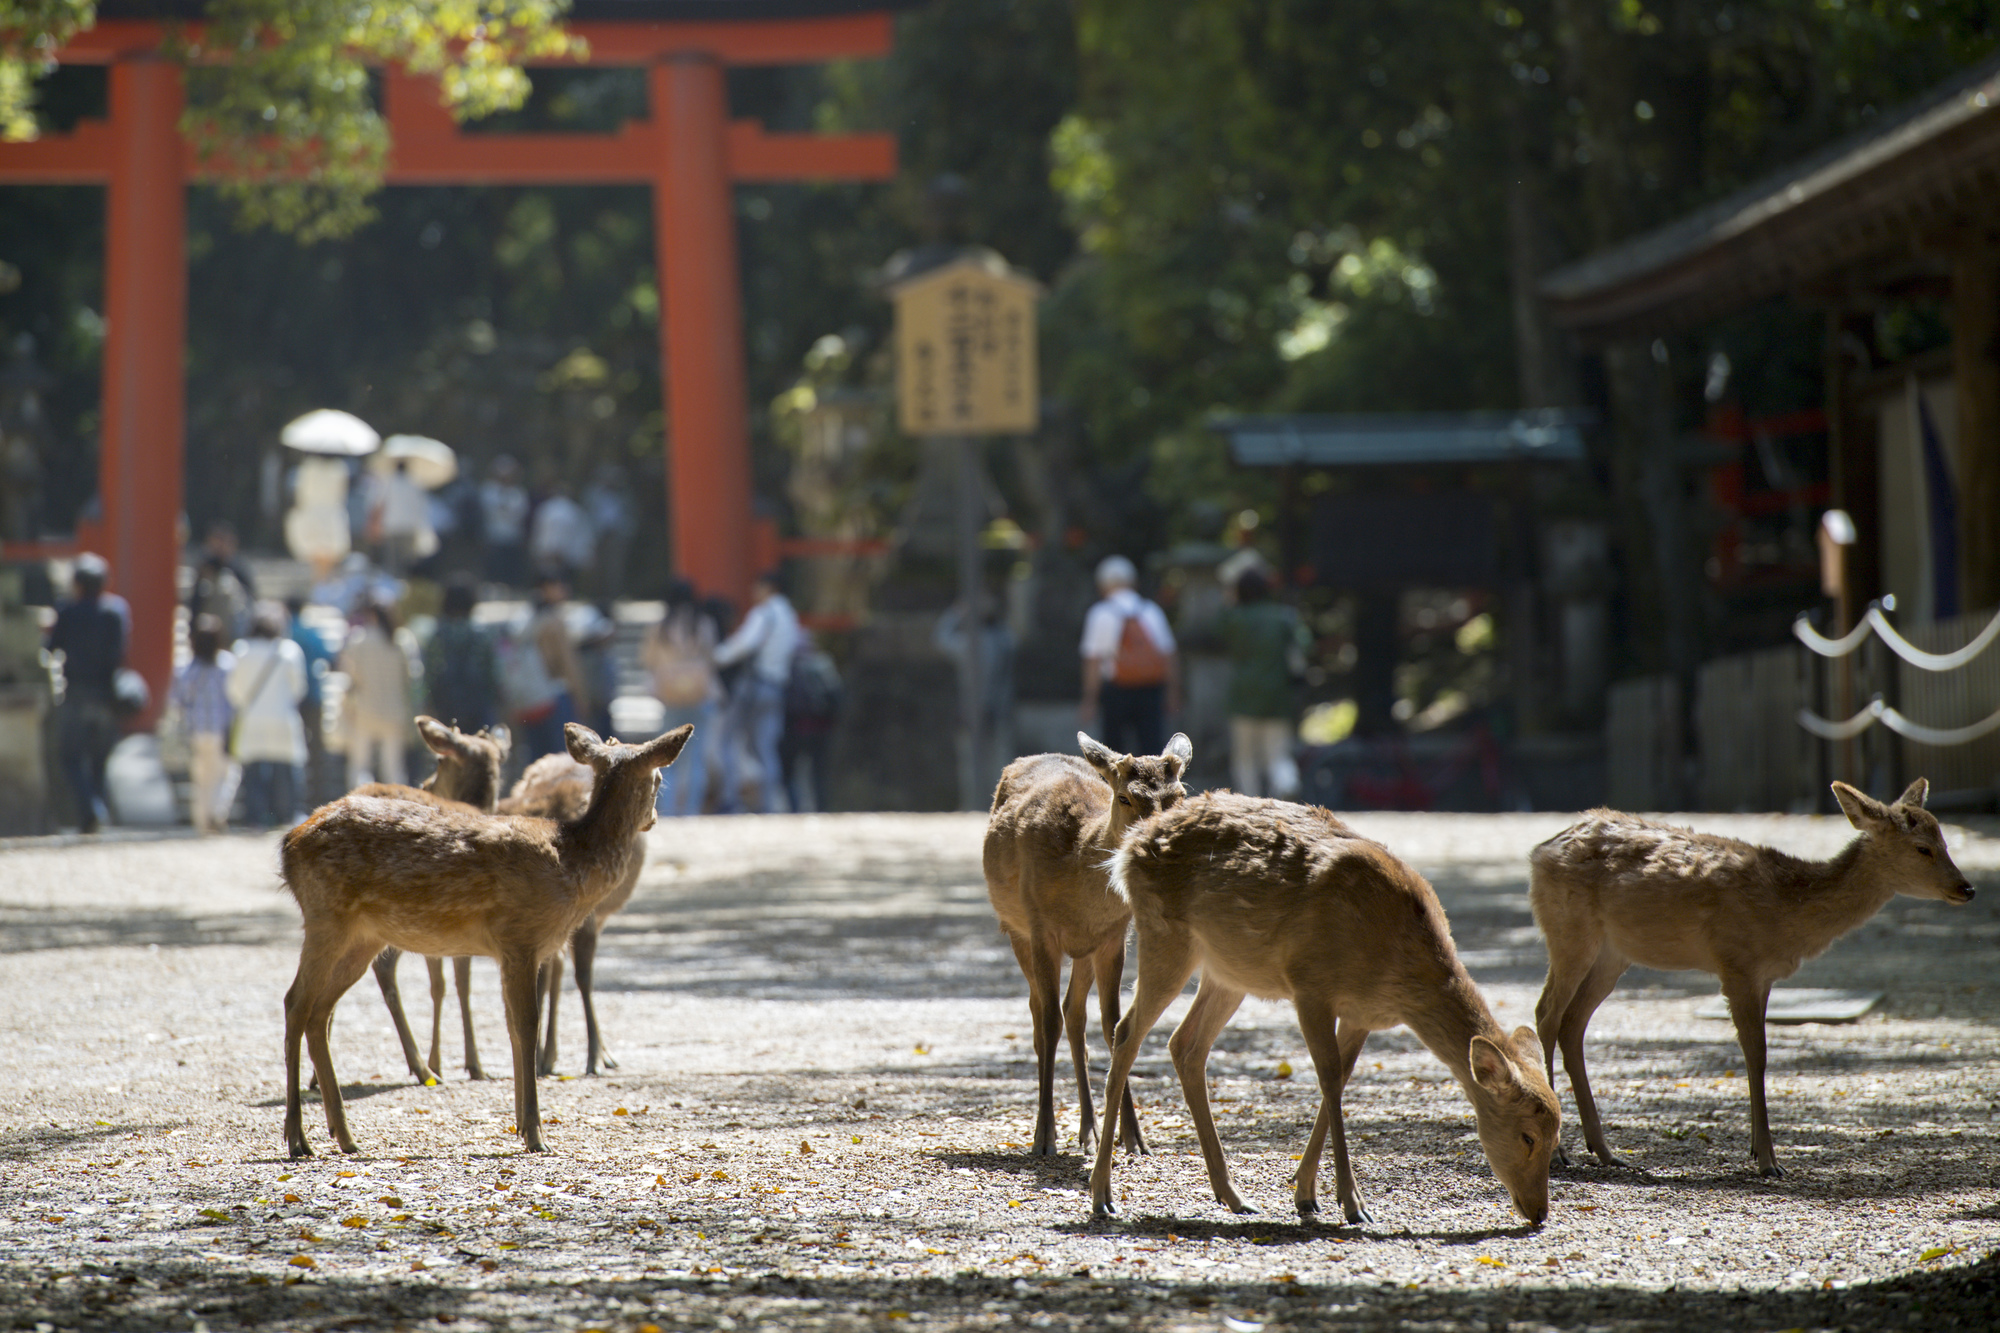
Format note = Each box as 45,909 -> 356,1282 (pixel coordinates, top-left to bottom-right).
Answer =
1111,611 -> 1170,687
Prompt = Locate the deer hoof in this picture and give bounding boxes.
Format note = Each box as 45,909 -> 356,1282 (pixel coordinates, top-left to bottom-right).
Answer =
466,1067 -> 489,1082
1225,1200 -> 1258,1216
1758,1161 -> 1785,1179
1295,1197 -> 1319,1217
1091,1199 -> 1118,1220
1343,1204 -> 1375,1226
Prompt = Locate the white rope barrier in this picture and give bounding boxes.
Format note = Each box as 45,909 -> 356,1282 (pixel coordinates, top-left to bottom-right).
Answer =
1797,697 -> 2000,746
1793,604 -> 2000,671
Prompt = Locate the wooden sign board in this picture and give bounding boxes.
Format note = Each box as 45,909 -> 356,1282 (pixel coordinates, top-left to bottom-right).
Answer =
892,255 -> 1040,436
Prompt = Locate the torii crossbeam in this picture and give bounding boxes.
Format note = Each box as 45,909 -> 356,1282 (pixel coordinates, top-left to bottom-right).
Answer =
0,11 -> 897,718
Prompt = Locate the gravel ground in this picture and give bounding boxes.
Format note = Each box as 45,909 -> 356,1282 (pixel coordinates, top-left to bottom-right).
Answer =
0,809 -> 1996,1332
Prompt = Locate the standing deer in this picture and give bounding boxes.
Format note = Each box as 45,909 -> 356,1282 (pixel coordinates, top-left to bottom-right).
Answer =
1530,778 -> 1974,1177
279,723 -> 690,1158
984,732 -> 1192,1156
1093,792 -> 1559,1225
348,717 -> 509,1084
496,753 -> 648,1076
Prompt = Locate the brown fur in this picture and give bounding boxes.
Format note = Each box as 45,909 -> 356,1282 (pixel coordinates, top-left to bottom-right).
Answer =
345,717 -> 510,1085
1093,791 -> 1560,1225
1531,777 -> 1974,1176
983,731 -> 1192,1156
278,723 -> 692,1159
498,753 -> 648,1077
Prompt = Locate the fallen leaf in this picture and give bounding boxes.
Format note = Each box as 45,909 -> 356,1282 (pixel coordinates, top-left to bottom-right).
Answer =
712,1170 -> 730,1181
1274,1061 -> 1293,1079
282,1194 -> 301,1204
614,1107 -> 629,1116
498,1243 -> 519,1250
339,1216 -> 368,1229
479,1259 -> 498,1273
197,1209 -> 230,1222
799,1141 -> 814,1155
851,1135 -> 863,1144
1919,1246 -> 1961,1263
1007,1199 -> 1025,1208
288,1254 -> 316,1269
336,1171 -> 357,1179
1476,1256 -> 1506,1268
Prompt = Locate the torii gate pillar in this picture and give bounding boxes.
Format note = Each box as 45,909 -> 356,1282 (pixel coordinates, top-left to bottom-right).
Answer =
655,54 -> 752,601
100,56 -> 186,716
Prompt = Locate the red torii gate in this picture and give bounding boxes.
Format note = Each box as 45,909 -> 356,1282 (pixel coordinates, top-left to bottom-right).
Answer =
0,11 -> 896,715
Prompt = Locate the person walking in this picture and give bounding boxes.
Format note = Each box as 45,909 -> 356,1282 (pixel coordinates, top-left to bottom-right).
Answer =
505,575 -> 586,764
480,455 -> 530,588
423,574 -> 498,732
584,463 -> 635,602
228,605 -> 308,828
371,458 -> 435,576
1078,554 -> 1178,757
285,596 -> 335,805
642,578 -> 720,816
530,484 -> 594,584
169,613 -> 236,833
340,600 -> 416,789
712,571 -> 799,813
1219,565 -> 1308,798
47,552 -> 125,832
780,632 -> 844,814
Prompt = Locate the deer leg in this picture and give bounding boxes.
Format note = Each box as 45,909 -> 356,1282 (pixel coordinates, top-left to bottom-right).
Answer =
1007,930 -> 1064,1156
1723,973 -> 1781,1177
1558,949 -> 1630,1167
369,948 -> 435,1085
1091,930 -> 1147,1155
1090,922 -> 1197,1218
572,920 -> 616,1075
500,953 -> 548,1152
1062,951 -> 1098,1155
425,956 -> 447,1081
1288,996 -> 1368,1216
537,953 -> 565,1077
1169,976 -> 1251,1214
454,957 -> 487,1080
1534,922 -> 1603,1167
301,939 -> 382,1157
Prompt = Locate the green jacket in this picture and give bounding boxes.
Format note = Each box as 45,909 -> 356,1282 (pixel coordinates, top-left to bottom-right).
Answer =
1220,601 -> 1306,720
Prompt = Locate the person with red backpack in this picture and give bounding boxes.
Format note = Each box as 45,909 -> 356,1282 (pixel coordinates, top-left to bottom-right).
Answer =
1078,554 -> 1179,757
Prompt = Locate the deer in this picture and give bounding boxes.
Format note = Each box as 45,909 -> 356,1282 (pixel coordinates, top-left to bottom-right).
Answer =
345,717 -> 510,1085
984,731 -> 1193,1157
494,753 -> 648,1077
1092,790 -> 1560,1226
1530,777 -> 1975,1178
279,723 -> 691,1159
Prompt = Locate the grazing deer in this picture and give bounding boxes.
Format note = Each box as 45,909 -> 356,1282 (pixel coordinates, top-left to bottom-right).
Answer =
984,731 -> 1193,1157
348,717 -> 509,1084
279,723 -> 690,1158
495,753 -> 648,1077
1530,778 -> 1974,1177
1092,791 -> 1559,1225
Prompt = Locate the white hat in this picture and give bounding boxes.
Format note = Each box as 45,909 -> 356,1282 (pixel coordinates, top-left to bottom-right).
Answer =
1095,554 -> 1137,590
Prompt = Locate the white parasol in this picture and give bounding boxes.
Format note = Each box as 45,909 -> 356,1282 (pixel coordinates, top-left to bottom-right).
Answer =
370,434 -> 458,489
281,408 -> 380,456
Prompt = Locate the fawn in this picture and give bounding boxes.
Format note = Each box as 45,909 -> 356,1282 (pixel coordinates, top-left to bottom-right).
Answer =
495,753 -> 648,1076
984,731 -> 1193,1156
1530,778 -> 1974,1177
349,716 -> 509,1085
1093,791 -> 1559,1225
279,723 -> 691,1158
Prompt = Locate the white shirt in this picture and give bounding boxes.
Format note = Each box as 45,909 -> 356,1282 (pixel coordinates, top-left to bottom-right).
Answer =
1079,587 -> 1176,683
377,472 -> 431,538
715,594 -> 801,684
531,495 -> 596,570
481,480 -> 529,544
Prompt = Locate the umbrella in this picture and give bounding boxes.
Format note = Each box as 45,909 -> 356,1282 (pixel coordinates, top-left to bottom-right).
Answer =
281,408 -> 380,456
370,434 -> 458,489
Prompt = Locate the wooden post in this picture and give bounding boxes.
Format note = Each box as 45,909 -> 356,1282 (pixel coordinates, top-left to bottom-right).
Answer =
99,55 -> 186,724
1953,243 -> 2000,612
654,53 -> 753,608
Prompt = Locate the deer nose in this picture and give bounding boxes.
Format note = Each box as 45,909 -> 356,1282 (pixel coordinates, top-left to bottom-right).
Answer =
1952,882 -> 1975,903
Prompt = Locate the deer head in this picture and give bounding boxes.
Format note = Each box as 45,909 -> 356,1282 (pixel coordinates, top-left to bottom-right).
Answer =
1832,778 -> 1975,904
565,723 -> 694,835
1466,1025 -> 1560,1226
1078,731 -> 1193,838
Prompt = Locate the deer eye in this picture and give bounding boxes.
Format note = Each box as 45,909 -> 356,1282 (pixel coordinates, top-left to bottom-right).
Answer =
1917,846 -> 1935,858
1521,1133 -> 1536,1151
1118,795 -> 1133,807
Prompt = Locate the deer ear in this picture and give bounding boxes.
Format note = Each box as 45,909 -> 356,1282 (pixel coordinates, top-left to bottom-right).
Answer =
1832,781 -> 1891,831
1896,777 -> 1930,809
1509,1025 -> 1543,1069
564,723 -> 611,767
484,725 -> 512,761
1077,732 -> 1120,776
1162,732 -> 1193,768
1469,1035 -> 1523,1094
415,716 -> 460,757
640,723 -> 695,769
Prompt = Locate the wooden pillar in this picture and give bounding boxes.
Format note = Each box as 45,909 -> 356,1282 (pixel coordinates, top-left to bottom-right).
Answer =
1953,244 -> 2000,612
100,56 -> 185,723
652,54 -> 752,608
1826,310 -> 1880,612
